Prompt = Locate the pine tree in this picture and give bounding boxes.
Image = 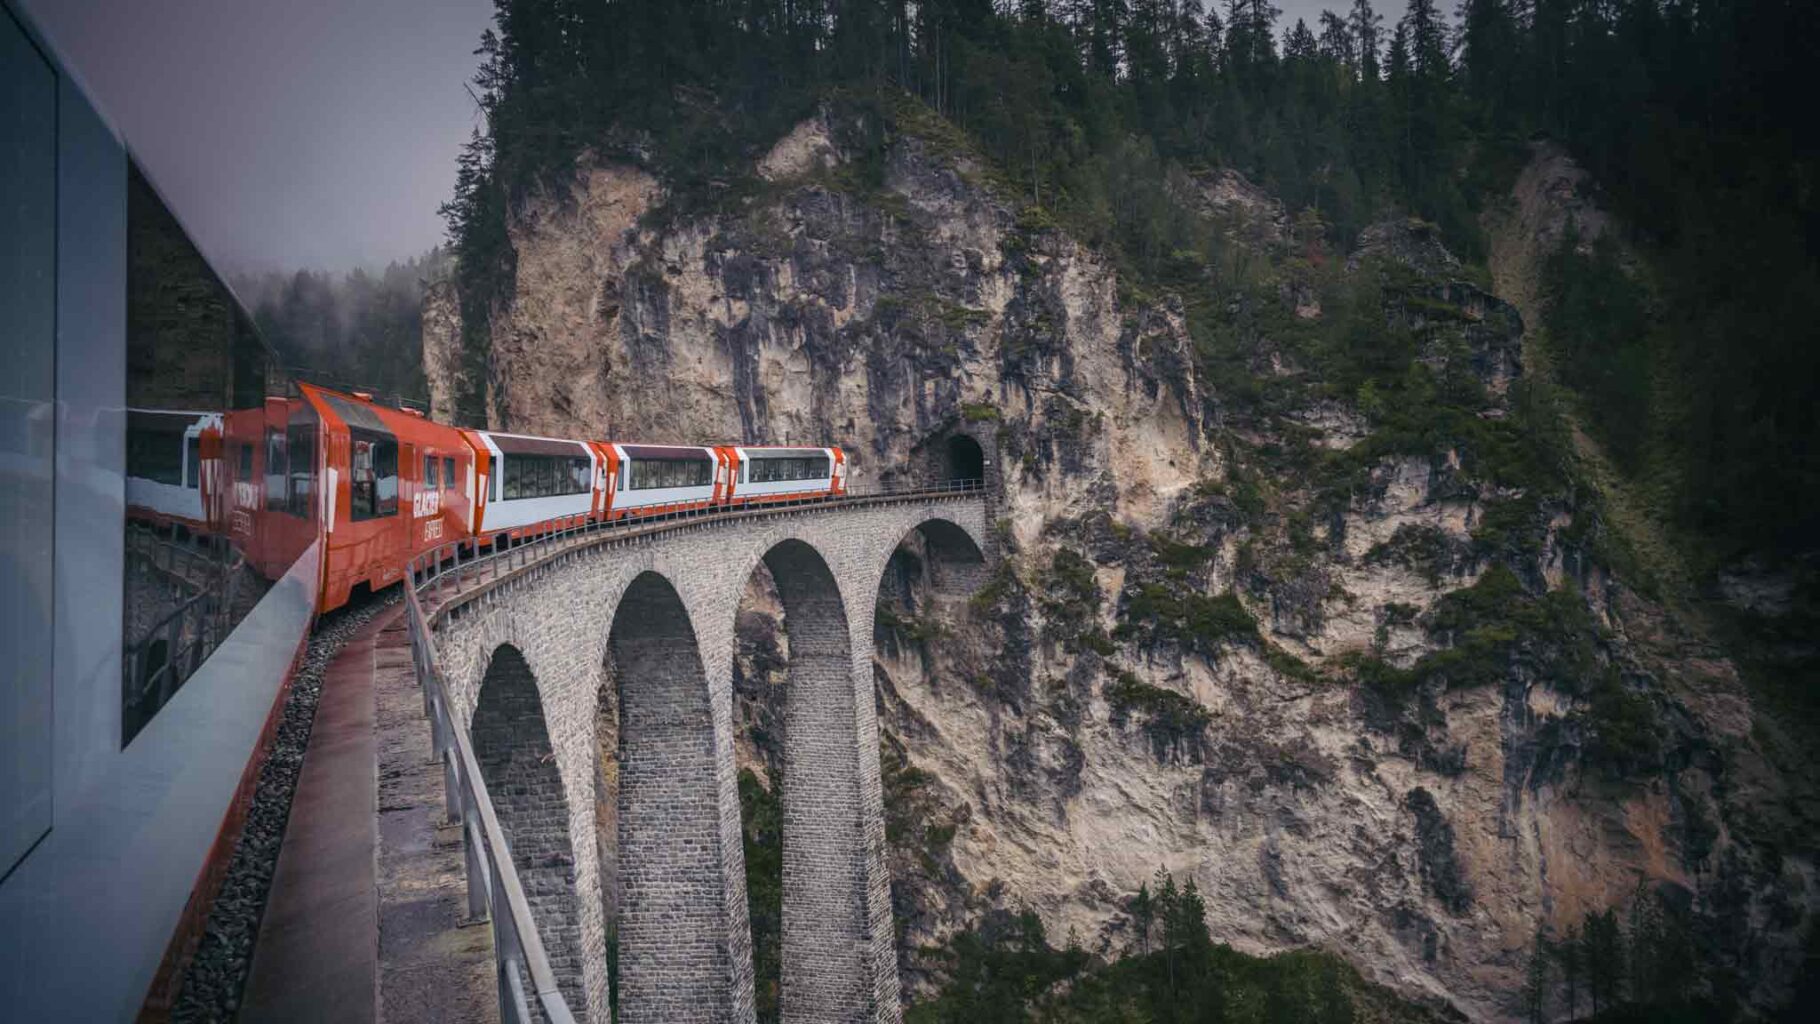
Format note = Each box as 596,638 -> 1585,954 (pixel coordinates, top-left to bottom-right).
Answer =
1130,882 -> 1155,956
1557,922 -> 1583,1020
1521,927 -> 1551,1023
1318,9 -> 1354,67
1584,908 -> 1626,1014
1348,0 -> 1381,79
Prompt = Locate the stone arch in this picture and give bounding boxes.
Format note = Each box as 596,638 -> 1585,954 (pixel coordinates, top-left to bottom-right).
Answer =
753,538 -> 874,1021
471,644 -> 588,1014
882,518 -> 988,599
606,571 -> 743,1023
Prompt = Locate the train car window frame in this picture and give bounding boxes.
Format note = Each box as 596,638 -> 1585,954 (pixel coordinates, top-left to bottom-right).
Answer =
423,454 -> 439,489
285,417 -> 316,519
184,435 -> 201,489
349,427 -> 398,521
264,427 -> 286,506
443,456 -> 456,494
628,457 -> 713,490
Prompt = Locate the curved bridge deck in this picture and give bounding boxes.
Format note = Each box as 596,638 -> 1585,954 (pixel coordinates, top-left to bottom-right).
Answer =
258,483 -> 990,1024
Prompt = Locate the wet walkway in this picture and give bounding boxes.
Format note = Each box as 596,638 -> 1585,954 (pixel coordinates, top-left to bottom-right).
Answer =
240,605 -> 494,1023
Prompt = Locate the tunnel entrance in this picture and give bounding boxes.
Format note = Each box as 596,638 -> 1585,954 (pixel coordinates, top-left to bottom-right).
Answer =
944,434 -> 984,485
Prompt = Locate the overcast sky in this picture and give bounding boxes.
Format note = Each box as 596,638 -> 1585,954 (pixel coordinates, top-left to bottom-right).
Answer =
18,0 -> 1418,276
20,0 -> 493,275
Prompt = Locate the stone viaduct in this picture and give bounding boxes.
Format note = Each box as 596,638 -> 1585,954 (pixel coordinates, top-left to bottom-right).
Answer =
427,490 -> 991,1024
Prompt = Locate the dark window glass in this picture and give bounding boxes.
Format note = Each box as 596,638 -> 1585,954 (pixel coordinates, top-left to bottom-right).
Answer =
265,428 -> 286,505
349,428 -> 397,521
629,457 -> 712,490
121,160 -> 297,745
503,456 -> 522,500
185,436 -> 201,489
748,455 -> 830,483
286,414 -> 316,519
443,456 -> 456,492
424,454 -> 439,489
126,424 -> 185,485
498,453 -> 590,500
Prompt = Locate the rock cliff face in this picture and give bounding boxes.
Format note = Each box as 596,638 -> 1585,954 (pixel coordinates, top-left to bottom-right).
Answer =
425,117 -> 1815,1020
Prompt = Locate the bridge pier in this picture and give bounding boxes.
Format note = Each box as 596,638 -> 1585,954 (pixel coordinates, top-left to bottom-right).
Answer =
610,572 -> 755,1024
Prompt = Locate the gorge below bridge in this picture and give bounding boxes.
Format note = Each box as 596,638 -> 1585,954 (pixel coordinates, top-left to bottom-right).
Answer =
416,470 -> 993,1024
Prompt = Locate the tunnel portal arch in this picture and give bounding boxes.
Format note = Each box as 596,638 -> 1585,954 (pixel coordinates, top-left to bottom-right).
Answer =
944,434 -> 985,484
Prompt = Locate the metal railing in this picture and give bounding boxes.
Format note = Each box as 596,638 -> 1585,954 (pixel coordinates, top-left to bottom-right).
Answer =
403,580 -> 578,1024
396,478 -> 983,1020
122,524 -> 246,732
405,478 -> 986,618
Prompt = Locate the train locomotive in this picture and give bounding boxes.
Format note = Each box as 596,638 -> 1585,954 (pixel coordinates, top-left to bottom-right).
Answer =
132,383 -> 847,614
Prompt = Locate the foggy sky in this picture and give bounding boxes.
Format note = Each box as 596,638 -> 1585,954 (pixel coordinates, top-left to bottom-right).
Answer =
19,0 -> 494,274
16,0 -> 1420,276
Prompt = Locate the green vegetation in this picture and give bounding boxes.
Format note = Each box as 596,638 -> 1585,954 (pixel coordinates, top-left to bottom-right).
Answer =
234,255 -> 441,411
1038,548 -> 1110,655
737,769 -> 783,1022
1364,522 -> 1456,585
910,872 -> 1443,1023
1106,671 -> 1210,762
1118,586 -> 1257,656
1354,566 -> 1596,693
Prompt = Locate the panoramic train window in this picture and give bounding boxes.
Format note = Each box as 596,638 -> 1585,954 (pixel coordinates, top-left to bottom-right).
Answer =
122,159 -> 306,745
628,457 -> 713,490
747,455 -> 830,483
350,429 -> 399,521
501,454 -> 590,500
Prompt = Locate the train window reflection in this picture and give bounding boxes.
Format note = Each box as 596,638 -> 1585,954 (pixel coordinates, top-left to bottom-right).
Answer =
265,428 -> 286,506
424,454 -> 440,489
122,159 -> 313,745
286,416 -> 316,519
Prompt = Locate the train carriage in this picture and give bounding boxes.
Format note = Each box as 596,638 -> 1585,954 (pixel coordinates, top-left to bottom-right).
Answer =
720,445 -> 846,505
124,410 -> 223,534
606,443 -> 728,517
301,384 -> 476,611
464,429 -> 609,544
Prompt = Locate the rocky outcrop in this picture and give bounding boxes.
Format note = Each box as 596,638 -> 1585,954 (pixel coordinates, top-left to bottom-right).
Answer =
431,116 -> 1816,1021
419,277 -> 464,425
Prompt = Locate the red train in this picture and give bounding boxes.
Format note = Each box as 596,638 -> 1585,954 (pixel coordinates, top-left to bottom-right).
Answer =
128,384 -> 848,613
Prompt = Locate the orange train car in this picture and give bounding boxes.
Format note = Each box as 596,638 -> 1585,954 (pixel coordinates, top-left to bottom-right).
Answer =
300,384 -> 477,611
280,387 -> 851,613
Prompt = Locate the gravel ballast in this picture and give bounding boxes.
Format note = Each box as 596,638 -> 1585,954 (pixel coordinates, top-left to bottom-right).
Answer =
170,592 -> 398,1022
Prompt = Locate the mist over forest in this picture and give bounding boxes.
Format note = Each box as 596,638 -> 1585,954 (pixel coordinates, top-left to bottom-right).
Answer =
233,251 -> 444,406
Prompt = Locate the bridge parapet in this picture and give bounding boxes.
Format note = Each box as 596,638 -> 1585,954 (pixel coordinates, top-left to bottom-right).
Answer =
402,484 -> 990,1024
